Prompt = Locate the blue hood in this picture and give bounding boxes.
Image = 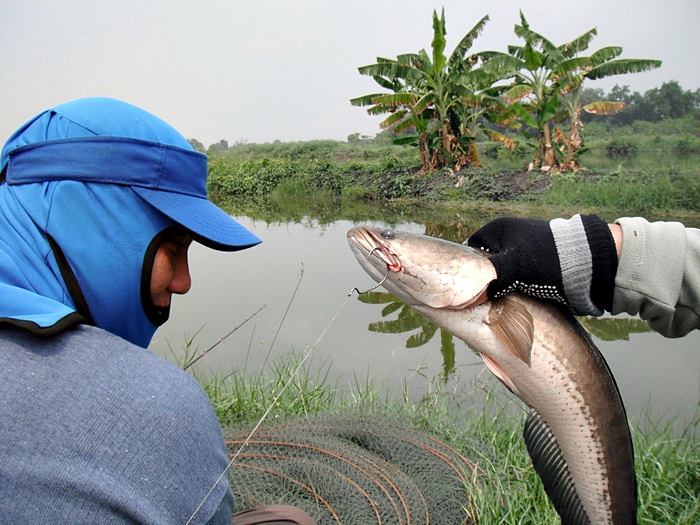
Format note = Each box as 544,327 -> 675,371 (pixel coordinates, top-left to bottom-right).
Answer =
0,97 -> 260,347
0,181 -> 174,347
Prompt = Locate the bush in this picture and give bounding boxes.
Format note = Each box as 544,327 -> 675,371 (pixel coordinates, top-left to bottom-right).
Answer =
480,142 -> 501,160
271,176 -> 310,199
674,136 -> 700,157
341,185 -> 369,201
307,160 -> 347,196
208,158 -> 296,196
605,138 -> 639,159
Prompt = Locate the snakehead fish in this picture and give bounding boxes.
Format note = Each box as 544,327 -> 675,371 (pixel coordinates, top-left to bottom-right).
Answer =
347,226 -> 636,525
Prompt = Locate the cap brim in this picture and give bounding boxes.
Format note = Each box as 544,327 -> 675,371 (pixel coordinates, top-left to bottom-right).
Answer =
134,187 -> 262,251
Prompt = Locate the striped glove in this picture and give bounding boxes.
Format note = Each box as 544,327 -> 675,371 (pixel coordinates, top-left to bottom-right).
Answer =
466,214 -> 618,316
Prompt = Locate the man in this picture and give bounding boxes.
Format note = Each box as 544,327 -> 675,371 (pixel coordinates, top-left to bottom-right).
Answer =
0,98 -> 313,524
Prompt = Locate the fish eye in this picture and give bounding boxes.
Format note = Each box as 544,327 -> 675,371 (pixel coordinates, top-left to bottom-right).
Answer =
381,228 -> 395,240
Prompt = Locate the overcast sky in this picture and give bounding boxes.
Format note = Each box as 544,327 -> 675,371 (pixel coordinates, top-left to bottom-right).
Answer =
2,1 -> 698,147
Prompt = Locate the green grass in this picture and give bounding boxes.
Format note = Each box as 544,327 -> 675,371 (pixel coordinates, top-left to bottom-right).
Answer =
192,353 -> 339,428
207,119 -> 700,223
186,351 -> 699,522
539,165 -> 700,216
633,412 -> 700,523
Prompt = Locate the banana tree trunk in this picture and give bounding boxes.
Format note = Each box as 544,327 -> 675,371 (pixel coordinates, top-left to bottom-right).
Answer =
564,109 -> 583,171
418,134 -> 432,173
441,119 -> 453,158
468,141 -> 482,168
542,122 -> 555,169
418,133 -> 443,174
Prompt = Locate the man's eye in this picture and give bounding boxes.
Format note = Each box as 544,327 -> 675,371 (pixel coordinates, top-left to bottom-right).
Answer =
170,234 -> 193,250
160,240 -> 182,257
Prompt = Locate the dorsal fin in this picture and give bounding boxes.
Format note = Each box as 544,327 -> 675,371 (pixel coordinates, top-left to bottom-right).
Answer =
524,410 -> 591,525
485,297 -> 534,367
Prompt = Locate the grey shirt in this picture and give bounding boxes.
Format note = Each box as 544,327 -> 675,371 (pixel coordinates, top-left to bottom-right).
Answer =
0,324 -> 234,524
613,217 -> 700,338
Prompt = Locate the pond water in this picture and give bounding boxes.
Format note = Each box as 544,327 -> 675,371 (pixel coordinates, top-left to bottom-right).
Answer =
149,216 -> 700,433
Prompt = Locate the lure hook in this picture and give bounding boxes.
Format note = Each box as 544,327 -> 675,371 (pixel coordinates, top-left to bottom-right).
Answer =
349,247 -> 390,296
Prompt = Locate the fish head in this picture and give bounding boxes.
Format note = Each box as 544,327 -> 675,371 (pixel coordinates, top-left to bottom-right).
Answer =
347,226 -> 497,309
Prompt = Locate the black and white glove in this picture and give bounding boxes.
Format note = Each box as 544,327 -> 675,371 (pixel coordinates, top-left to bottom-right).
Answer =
466,214 -> 618,316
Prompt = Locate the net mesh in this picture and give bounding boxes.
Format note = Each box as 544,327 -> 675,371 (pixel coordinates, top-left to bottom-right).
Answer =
225,411 -> 480,524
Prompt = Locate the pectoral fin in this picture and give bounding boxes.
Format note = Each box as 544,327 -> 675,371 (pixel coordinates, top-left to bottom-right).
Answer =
523,410 -> 590,525
481,353 -> 520,396
485,297 -> 534,367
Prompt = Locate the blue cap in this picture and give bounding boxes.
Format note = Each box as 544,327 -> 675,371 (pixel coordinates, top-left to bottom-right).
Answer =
1,97 -> 261,251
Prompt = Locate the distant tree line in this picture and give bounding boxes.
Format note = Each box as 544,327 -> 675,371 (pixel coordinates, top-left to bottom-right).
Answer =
189,79 -> 698,158
580,80 -> 699,126
189,78 -> 697,160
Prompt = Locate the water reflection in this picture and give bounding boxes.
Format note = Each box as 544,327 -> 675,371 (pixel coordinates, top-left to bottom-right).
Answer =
359,291 -> 458,378
580,317 -> 651,341
150,216 -> 699,433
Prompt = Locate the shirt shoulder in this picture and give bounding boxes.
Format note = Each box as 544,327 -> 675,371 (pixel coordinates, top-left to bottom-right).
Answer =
0,325 -> 233,524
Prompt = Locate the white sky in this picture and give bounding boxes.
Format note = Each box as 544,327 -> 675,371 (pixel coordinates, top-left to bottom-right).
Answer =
2,0 -> 698,147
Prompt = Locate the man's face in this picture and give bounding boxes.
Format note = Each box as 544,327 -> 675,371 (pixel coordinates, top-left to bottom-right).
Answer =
150,231 -> 193,309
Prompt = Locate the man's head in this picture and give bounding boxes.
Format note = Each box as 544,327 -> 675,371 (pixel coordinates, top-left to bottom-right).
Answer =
0,97 -> 261,346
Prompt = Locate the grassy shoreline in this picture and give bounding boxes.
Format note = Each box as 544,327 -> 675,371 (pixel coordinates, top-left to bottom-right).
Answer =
207,121 -> 700,228
192,352 -> 699,522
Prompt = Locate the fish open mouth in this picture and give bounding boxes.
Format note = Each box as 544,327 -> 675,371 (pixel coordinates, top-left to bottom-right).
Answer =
353,227 -> 402,272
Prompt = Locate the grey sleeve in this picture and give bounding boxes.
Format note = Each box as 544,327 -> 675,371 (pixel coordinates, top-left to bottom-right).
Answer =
612,217 -> 700,338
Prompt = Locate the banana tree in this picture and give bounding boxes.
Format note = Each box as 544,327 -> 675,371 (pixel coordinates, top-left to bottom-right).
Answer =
351,10 -> 496,172
453,73 -> 518,168
553,47 -> 660,169
350,54 -> 437,170
478,12 -> 593,170
479,11 -> 660,171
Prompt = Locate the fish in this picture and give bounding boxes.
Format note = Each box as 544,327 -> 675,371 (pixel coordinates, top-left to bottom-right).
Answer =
347,225 -> 636,525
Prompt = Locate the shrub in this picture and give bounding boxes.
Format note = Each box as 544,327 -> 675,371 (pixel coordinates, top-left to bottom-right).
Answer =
605,138 -> 638,159
271,176 -> 310,199
307,160 -> 347,196
341,185 -> 369,201
480,142 -> 501,160
674,136 -> 700,157
208,158 -> 296,196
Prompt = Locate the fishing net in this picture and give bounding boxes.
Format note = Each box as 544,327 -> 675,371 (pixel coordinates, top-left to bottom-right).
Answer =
225,411 -> 481,524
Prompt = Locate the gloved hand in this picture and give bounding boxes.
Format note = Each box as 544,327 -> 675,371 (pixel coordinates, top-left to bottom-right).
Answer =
466,214 -> 618,316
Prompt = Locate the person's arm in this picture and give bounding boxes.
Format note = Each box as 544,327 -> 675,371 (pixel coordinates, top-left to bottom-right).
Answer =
466,214 -> 617,316
467,215 -> 700,338
612,217 -> 700,337
609,222 -> 623,258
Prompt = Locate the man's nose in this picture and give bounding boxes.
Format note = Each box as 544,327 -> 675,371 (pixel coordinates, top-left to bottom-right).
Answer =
170,256 -> 192,295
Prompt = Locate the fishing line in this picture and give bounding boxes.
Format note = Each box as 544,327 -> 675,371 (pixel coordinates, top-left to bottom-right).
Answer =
259,264 -> 305,372
183,304 -> 267,371
186,270 -> 352,524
